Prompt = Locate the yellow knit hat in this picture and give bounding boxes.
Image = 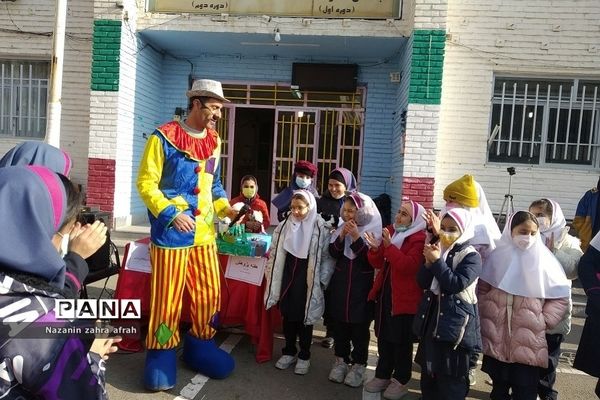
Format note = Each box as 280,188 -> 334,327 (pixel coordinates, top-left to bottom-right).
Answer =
443,174 -> 479,208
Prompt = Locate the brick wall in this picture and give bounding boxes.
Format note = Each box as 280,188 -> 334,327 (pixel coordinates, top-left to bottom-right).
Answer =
437,0 -> 600,217
91,20 -> 121,91
402,176 -> 435,209
0,0 -> 93,188
86,158 -> 116,211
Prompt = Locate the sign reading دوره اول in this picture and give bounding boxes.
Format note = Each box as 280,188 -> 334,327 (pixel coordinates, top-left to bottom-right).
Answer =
150,0 -> 400,19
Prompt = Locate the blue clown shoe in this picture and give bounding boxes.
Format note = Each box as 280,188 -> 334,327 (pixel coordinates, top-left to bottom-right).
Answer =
144,349 -> 176,391
182,334 -> 235,379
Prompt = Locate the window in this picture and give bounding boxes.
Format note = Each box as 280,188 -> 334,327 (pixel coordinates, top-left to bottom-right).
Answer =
488,77 -> 600,167
0,60 -> 49,138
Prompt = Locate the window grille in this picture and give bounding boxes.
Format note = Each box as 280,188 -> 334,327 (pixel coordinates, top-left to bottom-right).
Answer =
488,77 -> 600,167
0,61 -> 49,138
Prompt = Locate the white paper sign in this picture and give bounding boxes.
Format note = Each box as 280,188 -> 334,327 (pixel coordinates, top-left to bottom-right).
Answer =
224,256 -> 267,286
123,241 -> 151,273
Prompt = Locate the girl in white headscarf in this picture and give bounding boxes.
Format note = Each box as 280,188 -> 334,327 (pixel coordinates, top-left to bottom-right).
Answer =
363,200 -> 427,398
327,192 -> 382,388
529,198 -> 583,400
479,211 -> 570,400
264,190 -> 334,376
414,208 -> 482,399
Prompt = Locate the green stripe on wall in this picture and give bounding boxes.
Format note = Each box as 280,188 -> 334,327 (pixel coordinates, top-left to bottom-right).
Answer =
91,20 -> 121,91
409,29 -> 445,105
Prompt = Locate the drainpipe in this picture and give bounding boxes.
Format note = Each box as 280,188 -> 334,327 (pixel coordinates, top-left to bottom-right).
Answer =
45,0 -> 67,148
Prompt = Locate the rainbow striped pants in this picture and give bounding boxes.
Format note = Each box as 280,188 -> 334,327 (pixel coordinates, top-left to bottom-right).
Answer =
145,242 -> 221,349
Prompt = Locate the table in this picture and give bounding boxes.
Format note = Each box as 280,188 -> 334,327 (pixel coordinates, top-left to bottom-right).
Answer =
113,237 -> 281,363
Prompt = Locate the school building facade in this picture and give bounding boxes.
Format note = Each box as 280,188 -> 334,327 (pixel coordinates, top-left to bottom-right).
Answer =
0,0 -> 598,227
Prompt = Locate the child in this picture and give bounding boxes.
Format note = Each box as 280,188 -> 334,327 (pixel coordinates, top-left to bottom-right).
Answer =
271,160 -> 319,221
479,211 -> 570,400
328,192 -> 382,388
573,231 -> 600,398
316,167 -> 357,348
364,200 -> 426,399
529,198 -> 583,400
0,166 -> 118,399
423,174 -> 501,385
229,175 -> 271,232
264,190 -> 334,375
414,208 -> 482,399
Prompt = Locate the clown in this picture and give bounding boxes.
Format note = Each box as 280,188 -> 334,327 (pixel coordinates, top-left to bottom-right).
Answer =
137,79 -> 238,390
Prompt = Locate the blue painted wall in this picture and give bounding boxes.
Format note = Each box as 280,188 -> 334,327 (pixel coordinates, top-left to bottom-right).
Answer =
147,54 -> 398,201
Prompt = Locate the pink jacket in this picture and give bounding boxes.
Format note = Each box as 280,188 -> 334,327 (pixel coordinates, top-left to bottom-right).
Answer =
478,281 -> 568,368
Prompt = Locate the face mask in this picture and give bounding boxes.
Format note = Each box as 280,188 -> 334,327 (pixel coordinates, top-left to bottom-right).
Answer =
295,176 -> 311,189
59,233 -> 69,257
394,223 -> 410,233
242,188 -> 256,199
439,231 -> 460,248
536,216 -> 550,231
513,234 -> 535,250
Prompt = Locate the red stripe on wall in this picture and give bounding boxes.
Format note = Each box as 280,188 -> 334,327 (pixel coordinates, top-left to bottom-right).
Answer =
86,158 -> 116,213
402,176 -> 435,209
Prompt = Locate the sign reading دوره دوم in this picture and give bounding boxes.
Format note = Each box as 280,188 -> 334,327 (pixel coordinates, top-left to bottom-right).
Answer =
150,0 -> 400,19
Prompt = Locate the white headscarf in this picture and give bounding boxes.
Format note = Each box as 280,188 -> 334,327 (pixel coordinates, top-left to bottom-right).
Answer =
481,211 -> 571,299
537,198 -> 568,247
430,208 -> 475,294
331,191 -> 382,259
282,189 -> 317,259
390,200 -> 426,249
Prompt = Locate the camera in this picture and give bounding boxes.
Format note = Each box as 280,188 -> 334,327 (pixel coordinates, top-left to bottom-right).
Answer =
507,167 -> 516,175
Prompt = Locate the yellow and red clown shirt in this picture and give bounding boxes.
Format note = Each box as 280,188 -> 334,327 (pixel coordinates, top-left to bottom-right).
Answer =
137,121 -> 230,247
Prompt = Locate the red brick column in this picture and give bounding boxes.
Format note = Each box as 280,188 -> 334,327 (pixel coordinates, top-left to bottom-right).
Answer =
402,176 -> 435,209
86,158 -> 115,212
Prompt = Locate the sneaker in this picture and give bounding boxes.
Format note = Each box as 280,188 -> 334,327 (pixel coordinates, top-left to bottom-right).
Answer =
344,363 -> 366,388
468,368 -> 477,386
328,357 -> 349,383
294,359 -> 310,375
364,377 -> 390,393
275,355 -> 297,370
321,337 -> 334,348
383,378 -> 409,400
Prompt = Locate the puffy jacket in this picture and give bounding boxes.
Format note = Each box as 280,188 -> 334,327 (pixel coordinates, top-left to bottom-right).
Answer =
368,228 -> 426,315
478,281 -> 569,368
264,215 -> 335,325
414,242 -> 482,352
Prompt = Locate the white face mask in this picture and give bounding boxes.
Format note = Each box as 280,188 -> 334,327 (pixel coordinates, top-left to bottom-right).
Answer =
59,233 -> 70,257
513,234 -> 535,250
295,176 -> 311,189
536,216 -> 550,231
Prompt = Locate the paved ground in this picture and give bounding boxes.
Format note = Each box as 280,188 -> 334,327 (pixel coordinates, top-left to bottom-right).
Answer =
81,226 -> 598,400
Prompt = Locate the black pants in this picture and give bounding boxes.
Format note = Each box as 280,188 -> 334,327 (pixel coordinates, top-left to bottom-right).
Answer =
333,320 -> 370,365
420,370 -> 469,400
538,333 -> 563,400
282,319 -> 313,361
375,336 -> 413,384
491,379 -> 538,400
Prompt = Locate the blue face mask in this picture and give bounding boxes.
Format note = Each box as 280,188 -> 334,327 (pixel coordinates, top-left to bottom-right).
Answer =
295,176 -> 311,189
394,223 -> 410,233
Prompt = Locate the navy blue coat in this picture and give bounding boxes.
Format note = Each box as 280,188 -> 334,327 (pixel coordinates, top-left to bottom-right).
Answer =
415,242 -> 482,352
